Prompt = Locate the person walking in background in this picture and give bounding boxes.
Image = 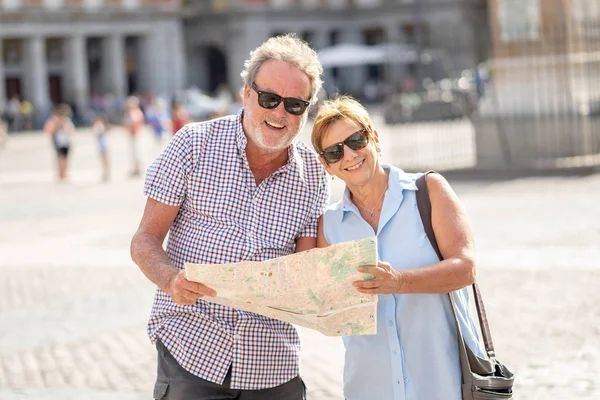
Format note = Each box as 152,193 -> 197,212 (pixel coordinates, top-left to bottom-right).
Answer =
130,34 -> 328,399
44,104 -> 75,183
20,99 -> 33,131
146,97 -> 170,146
123,96 -> 144,177
312,96 -> 485,400
170,100 -> 190,136
92,114 -> 110,182
5,95 -> 20,132
0,113 -> 7,150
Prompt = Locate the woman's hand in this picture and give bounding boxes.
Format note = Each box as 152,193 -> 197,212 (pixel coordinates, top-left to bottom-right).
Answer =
353,261 -> 404,294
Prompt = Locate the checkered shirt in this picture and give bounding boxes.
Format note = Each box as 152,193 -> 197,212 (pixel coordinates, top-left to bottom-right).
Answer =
143,111 -> 330,390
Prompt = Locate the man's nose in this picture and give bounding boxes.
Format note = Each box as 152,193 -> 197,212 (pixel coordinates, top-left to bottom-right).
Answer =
268,101 -> 287,118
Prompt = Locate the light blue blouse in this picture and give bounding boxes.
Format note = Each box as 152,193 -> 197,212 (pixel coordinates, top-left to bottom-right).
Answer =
323,166 -> 485,400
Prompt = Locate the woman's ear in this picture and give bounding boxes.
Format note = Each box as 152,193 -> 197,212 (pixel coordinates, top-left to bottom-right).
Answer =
373,129 -> 381,153
373,129 -> 380,141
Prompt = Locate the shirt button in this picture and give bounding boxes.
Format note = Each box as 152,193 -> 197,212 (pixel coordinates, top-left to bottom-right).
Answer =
233,335 -> 241,341
404,378 -> 409,384
388,320 -> 394,327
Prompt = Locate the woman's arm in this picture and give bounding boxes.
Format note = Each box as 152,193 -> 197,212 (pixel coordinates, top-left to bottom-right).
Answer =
316,216 -> 330,248
355,174 -> 476,294
43,117 -> 56,135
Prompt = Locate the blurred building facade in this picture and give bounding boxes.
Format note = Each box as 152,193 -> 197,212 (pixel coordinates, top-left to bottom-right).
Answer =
0,0 -> 186,123
183,0 -> 489,97
475,0 -> 600,169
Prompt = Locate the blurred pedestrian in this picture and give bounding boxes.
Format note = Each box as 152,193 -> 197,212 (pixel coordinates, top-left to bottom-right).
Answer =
146,97 -> 170,146
170,100 -> 190,136
44,104 -> 75,182
123,96 -> 144,177
92,114 -> 110,182
130,34 -> 328,399
0,115 -> 7,150
6,95 -> 20,132
20,99 -> 33,130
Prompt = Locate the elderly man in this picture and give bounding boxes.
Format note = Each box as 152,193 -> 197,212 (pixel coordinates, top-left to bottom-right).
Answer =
130,35 -> 329,400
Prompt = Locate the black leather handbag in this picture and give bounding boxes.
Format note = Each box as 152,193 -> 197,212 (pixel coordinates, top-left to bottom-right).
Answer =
416,172 -> 515,400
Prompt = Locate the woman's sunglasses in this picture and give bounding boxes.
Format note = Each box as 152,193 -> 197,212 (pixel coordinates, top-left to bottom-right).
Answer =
251,82 -> 311,116
319,129 -> 369,164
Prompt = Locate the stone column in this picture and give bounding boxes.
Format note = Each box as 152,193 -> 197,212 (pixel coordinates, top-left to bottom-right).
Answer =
63,35 -> 90,117
384,21 -> 404,91
226,18 -> 270,93
138,20 -> 187,98
102,34 -> 127,99
23,36 -> 50,123
0,39 -> 6,111
339,29 -> 366,95
168,20 -> 187,94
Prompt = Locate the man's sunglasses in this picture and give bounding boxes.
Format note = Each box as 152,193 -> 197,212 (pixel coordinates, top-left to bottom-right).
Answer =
251,82 -> 311,116
319,129 -> 369,164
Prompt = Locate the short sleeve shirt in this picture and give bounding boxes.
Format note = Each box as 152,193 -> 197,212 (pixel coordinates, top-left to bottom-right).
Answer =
143,111 -> 330,390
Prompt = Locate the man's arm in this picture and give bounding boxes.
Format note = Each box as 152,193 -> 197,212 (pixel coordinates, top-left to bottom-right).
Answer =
316,216 -> 329,248
130,198 -> 216,305
295,236 -> 316,253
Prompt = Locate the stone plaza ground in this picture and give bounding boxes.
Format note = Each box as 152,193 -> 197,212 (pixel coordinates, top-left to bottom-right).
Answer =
0,119 -> 599,399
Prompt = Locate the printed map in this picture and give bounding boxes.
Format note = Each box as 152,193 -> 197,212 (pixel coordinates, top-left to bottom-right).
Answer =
184,237 -> 378,336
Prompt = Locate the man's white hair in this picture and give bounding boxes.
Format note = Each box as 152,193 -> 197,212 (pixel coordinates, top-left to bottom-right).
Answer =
240,34 -> 323,104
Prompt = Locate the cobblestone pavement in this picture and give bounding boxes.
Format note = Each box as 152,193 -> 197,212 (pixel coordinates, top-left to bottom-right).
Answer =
0,121 -> 599,399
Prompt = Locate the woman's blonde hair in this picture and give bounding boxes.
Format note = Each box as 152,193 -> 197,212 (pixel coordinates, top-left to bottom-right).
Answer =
240,34 -> 323,103
311,96 -> 376,155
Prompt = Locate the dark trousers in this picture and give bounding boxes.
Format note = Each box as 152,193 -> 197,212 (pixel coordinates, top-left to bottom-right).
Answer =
154,339 -> 306,400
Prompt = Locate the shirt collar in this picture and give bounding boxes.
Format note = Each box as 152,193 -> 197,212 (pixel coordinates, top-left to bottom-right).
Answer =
235,108 -> 302,175
335,165 -> 417,223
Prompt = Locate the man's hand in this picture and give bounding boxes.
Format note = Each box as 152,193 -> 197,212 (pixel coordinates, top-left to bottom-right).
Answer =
353,261 -> 404,295
166,270 -> 217,306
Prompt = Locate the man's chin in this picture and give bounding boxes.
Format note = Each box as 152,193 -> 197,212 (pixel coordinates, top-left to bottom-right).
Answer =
254,133 -> 292,152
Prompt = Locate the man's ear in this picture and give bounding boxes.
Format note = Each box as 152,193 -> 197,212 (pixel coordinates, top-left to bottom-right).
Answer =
242,84 -> 251,102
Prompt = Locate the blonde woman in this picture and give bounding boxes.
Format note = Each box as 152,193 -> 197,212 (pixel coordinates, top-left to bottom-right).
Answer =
44,104 -> 75,182
312,96 -> 485,400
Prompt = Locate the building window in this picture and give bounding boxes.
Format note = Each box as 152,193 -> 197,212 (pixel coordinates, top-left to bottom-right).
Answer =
572,0 -> 600,38
2,0 -> 21,10
46,38 -> 64,63
329,29 -> 340,46
401,23 -> 430,47
3,39 -> 23,65
45,0 -> 64,8
363,27 -> 385,45
498,0 -> 540,42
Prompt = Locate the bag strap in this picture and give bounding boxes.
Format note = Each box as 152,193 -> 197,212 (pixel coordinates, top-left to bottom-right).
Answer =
415,171 -> 496,359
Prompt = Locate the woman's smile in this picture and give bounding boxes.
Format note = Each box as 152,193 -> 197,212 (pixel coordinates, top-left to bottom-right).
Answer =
345,159 -> 365,172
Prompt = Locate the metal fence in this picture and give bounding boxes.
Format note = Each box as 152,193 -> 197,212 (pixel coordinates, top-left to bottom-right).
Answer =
379,0 -> 600,173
